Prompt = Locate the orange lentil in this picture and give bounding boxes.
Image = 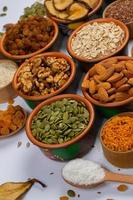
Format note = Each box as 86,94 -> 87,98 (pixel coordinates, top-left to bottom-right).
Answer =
102,116 -> 133,152
117,184 -> 128,192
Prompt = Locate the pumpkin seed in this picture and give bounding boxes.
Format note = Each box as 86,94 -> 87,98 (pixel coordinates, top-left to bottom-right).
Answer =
31,99 -> 90,144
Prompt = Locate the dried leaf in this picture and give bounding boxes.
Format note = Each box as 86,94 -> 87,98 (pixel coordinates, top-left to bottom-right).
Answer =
0,179 -> 46,200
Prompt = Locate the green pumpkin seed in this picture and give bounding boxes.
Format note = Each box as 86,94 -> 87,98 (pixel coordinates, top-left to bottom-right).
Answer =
31,98 -> 90,144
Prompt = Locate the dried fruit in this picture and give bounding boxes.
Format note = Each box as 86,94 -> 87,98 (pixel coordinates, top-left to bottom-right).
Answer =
67,2 -> 88,21
31,99 -> 90,144
0,105 -> 25,136
67,190 -> 76,197
54,0 -> 73,11
45,0 -> 68,19
79,0 -> 98,8
0,179 -> 46,200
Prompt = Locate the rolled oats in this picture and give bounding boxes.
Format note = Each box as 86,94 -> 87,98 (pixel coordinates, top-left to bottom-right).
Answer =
71,22 -> 125,59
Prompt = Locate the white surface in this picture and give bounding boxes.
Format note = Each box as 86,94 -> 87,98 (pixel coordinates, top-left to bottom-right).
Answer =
0,1 -> 133,200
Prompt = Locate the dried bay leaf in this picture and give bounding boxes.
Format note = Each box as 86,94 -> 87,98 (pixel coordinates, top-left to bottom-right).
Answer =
0,179 -> 46,200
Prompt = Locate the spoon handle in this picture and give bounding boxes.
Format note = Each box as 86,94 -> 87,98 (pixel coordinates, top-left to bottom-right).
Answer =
105,171 -> 133,184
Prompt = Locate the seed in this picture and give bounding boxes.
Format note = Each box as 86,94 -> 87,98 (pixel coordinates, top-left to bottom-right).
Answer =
67,190 -> 76,197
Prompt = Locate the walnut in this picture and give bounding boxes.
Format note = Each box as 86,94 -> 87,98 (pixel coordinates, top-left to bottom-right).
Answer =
54,72 -> 64,83
46,75 -> 54,83
22,80 -> 32,93
38,69 -> 51,78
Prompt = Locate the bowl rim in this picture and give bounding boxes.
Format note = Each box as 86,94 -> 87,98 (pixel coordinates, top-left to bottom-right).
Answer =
12,52 -> 76,101
0,107 -> 27,139
100,112 -> 133,154
67,18 -> 129,63
103,0 -> 133,25
25,94 -> 95,149
82,56 -> 133,107
0,59 -> 18,90
0,17 -> 59,60
47,0 -> 103,24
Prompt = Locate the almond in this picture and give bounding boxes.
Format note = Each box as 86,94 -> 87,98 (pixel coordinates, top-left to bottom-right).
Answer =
95,64 -> 106,75
125,62 -> 133,74
93,75 -> 101,83
89,66 -> 96,77
99,66 -> 115,81
128,78 -> 133,86
113,62 -> 125,72
115,92 -> 129,101
97,82 -> 111,90
98,87 -> 109,102
115,77 -> 128,88
107,72 -> 123,83
128,88 -> 133,96
108,94 -> 115,102
92,93 -> 100,100
82,80 -> 90,89
123,70 -> 133,78
108,88 -> 116,95
117,84 -> 131,92
89,80 -> 97,94
103,58 -> 118,65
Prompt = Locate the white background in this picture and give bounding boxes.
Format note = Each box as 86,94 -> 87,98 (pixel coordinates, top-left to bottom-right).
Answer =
0,0 -> 133,199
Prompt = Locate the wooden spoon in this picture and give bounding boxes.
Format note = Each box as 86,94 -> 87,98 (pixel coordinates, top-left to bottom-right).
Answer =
63,168 -> 133,188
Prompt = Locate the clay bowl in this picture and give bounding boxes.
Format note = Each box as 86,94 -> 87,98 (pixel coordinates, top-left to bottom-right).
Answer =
67,18 -> 129,63
82,56 -> 133,108
100,112 -> 133,168
0,59 -> 18,103
26,94 -> 95,161
47,0 -> 103,24
0,108 -> 27,139
0,17 -> 59,60
12,52 -> 76,107
103,0 -> 133,39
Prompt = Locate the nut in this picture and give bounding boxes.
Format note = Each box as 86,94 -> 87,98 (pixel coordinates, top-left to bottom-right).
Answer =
99,67 -> 115,81
107,72 -> 123,83
89,80 -> 97,94
117,84 -> 131,92
98,87 -> 109,102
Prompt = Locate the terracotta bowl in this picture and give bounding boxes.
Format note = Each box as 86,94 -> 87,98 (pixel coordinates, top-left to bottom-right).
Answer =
26,94 -> 95,161
67,18 -> 129,63
12,52 -> 76,107
47,0 -> 103,24
0,108 -> 27,139
0,18 -> 59,60
100,112 -> 133,168
0,59 -> 18,103
82,56 -> 133,108
103,0 -> 133,39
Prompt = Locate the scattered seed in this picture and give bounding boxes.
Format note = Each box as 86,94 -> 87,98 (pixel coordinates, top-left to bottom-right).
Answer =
78,194 -> 80,198
97,192 -> 101,194
60,196 -> 69,200
49,172 -> 54,175
3,6 -> 8,12
17,141 -> 22,148
117,184 -> 128,192
26,142 -> 30,148
67,190 -> 76,197
0,13 -> 6,16
118,169 -> 120,171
